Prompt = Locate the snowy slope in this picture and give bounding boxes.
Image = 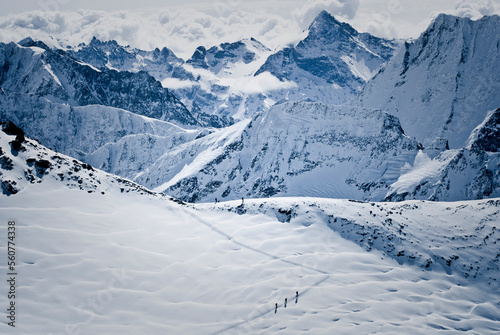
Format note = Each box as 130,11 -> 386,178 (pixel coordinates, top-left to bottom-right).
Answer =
1,125 -> 499,334
136,101 -> 420,202
385,108 -> 500,201
357,14 -> 500,148
0,121 -> 164,197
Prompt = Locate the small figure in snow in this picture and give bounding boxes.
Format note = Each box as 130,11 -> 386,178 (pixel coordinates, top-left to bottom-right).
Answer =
275,303 -> 278,313
284,298 -> 287,308
241,197 -> 244,205
295,291 -> 299,304
215,198 -> 218,204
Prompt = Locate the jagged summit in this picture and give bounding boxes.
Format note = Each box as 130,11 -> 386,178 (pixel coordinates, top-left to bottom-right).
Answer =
186,38 -> 271,73
254,10 -> 397,107
306,10 -> 357,41
430,12 -> 500,29
17,36 -> 51,51
71,36 -> 185,73
468,107 -> 500,152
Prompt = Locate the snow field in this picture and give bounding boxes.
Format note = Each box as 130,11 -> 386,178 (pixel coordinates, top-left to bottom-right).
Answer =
1,184 -> 499,334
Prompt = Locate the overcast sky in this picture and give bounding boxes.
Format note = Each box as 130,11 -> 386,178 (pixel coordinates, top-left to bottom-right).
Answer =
0,0 -> 498,58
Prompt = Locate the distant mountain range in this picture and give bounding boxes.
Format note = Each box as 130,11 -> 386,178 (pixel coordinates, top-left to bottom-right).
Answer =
1,11 -> 499,202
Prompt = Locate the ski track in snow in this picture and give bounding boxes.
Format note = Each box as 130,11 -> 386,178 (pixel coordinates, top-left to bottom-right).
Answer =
209,275 -> 331,335
184,209 -> 331,334
184,210 -> 330,275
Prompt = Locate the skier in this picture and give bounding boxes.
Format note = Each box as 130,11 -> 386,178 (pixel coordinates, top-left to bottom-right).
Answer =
275,303 -> 278,313
295,291 -> 299,304
241,197 -> 244,205
284,298 -> 287,308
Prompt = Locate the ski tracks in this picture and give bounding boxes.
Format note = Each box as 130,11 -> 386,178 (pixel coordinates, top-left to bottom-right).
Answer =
181,208 -> 332,334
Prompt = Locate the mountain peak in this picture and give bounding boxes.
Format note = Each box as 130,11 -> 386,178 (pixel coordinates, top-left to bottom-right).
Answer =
428,13 -> 500,34
17,37 -> 50,51
306,10 -> 357,41
312,10 -> 337,24
89,36 -> 119,47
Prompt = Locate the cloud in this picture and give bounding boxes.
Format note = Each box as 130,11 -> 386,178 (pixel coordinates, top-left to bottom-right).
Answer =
0,6 -> 307,58
1,0 -> 498,60
453,0 -> 496,19
160,78 -> 197,90
293,0 -> 361,28
228,72 -> 297,95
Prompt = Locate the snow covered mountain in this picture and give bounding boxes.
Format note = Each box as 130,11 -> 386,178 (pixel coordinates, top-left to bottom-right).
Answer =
186,38 -> 270,75
66,36 -> 271,120
385,107 -> 500,201
0,38 -> 229,128
175,37 -> 276,118
357,14 -> 500,149
68,36 -> 189,81
135,101 -> 421,202
1,11 -> 498,204
0,120 -> 163,197
0,89 -> 204,180
133,100 -> 500,203
1,122 -> 499,333
2,8 -> 500,334
255,10 -> 398,106
64,11 -> 397,120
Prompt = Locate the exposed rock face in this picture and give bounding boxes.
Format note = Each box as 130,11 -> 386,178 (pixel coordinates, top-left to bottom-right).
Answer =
136,101 -> 420,202
357,14 -> 500,149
